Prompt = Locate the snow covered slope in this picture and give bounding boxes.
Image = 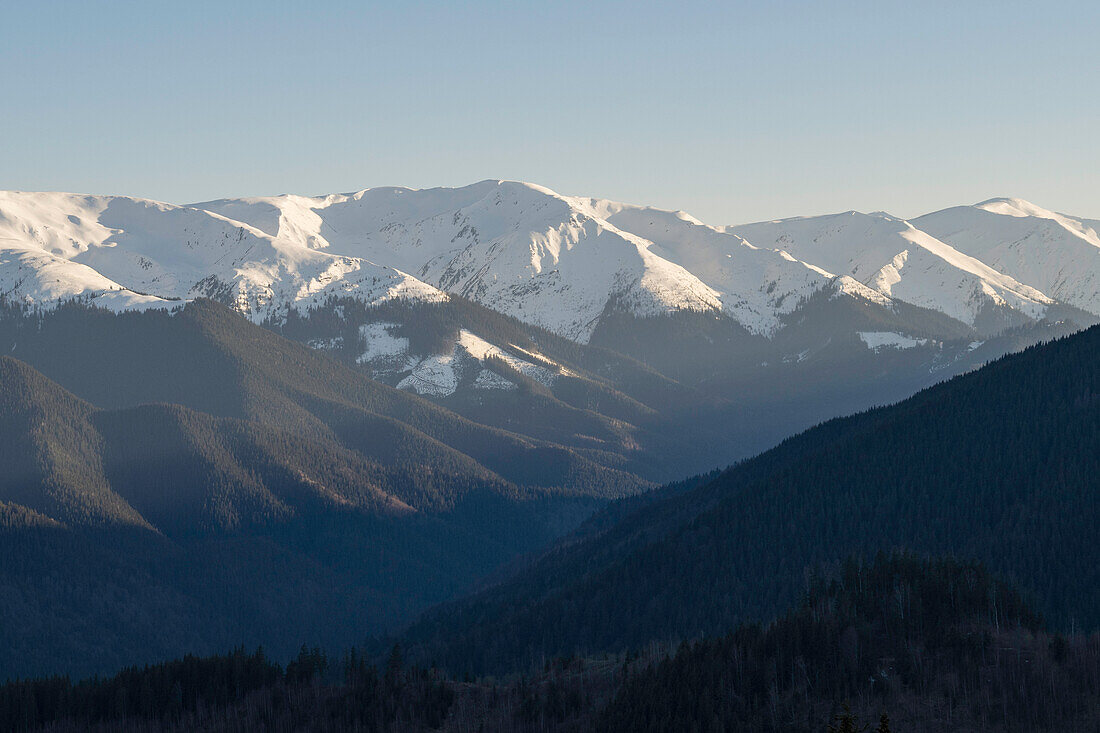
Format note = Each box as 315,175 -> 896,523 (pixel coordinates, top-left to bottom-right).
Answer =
0,191 -> 444,319
393,329 -> 569,397
198,181 -> 897,340
913,198 -> 1100,317
587,203 -> 844,335
729,211 -> 1053,331
199,182 -> 729,340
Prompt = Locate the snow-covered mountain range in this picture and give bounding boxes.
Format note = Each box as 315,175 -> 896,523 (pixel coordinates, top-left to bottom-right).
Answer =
0,191 -> 443,318
2,181 -> 1097,399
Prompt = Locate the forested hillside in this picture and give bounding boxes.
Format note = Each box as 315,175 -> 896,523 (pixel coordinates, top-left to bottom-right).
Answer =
3,555 -> 1097,732
0,358 -> 601,679
0,302 -> 658,680
399,324 -> 1100,675
600,554 -> 1100,732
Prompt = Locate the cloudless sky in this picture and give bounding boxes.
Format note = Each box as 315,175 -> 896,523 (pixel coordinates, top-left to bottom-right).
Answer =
2,1 -> 1097,223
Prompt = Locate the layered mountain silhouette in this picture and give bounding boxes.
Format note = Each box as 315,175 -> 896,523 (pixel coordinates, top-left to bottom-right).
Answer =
1,184 -> 1098,693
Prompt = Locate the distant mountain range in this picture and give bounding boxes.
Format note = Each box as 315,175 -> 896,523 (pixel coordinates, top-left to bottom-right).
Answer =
3,183 -> 1097,339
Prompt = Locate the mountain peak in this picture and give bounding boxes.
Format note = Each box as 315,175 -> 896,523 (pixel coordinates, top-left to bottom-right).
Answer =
974,197 -> 1055,218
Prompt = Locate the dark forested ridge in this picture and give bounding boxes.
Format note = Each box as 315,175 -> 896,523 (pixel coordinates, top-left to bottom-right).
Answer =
599,554 -> 1100,733
3,555 -> 1097,732
399,323 -> 1100,675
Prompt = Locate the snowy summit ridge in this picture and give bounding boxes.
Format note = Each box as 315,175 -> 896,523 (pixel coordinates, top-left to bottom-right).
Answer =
1,181 -> 1097,342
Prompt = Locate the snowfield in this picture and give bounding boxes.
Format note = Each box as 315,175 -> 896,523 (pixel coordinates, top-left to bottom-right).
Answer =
729,210 -> 1052,328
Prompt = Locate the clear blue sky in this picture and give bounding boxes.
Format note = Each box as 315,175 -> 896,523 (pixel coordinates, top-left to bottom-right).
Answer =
2,1 -> 1097,223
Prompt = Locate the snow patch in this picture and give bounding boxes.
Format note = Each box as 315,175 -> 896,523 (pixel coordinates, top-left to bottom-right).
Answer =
393,329 -> 565,396
456,330 -> 562,386
308,336 -> 344,350
396,352 -> 459,396
832,276 -> 893,307
357,322 -> 411,364
473,369 -> 517,391
858,331 -> 928,351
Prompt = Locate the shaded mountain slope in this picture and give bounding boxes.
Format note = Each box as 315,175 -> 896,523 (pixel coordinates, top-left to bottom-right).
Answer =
0,299 -> 647,498
0,358 -> 147,529
268,291 -> 1093,484
0,350 -> 639,680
